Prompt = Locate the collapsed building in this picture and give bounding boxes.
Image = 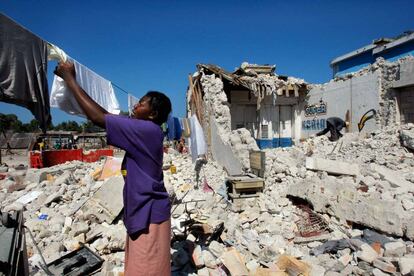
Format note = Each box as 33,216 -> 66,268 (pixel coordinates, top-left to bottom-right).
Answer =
187,32 -> 414,173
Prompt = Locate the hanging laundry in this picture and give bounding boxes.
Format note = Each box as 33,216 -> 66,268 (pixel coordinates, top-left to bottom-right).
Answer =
189,114 -> 207,162
173,117 -> 182,140
128,94 -> 140,116
47,43 -> 67,62
49,46 -> 120,117
0,13 -> 51,132
181,118 -> 191,138
166,113 -> 175,141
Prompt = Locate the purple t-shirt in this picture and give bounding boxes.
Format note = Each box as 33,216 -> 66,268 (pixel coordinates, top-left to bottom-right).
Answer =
105,115 -> 170,234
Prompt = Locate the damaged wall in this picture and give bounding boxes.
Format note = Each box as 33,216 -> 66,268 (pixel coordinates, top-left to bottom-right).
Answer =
301,56 -> 414,138
191,64 -> 309,171
302,71 -> 380,136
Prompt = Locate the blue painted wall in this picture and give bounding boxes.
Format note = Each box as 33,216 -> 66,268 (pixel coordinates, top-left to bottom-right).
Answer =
256,138 -> 292,149
333,40 -> 414,77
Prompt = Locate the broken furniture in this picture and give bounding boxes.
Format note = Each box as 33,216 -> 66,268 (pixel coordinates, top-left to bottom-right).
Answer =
46,246 -> 103,276
225,151 -> 265,202
226,173 -> 264,202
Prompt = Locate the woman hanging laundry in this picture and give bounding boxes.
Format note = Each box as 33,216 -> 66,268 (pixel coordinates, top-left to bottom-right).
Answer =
54,62 -> 172,276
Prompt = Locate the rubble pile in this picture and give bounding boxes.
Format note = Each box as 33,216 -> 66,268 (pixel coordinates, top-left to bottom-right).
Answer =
166,124 -> 414,275
0,160 -> 126,275
0,123 -> 414,275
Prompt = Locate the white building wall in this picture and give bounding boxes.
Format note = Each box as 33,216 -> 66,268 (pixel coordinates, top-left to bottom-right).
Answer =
301,71 -> 380,138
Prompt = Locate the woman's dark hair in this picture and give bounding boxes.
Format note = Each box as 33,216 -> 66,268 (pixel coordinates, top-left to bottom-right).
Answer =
145,91 -> 172,125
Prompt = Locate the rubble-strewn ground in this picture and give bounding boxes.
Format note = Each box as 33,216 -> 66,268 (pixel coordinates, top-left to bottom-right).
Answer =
1,123 -> 414,275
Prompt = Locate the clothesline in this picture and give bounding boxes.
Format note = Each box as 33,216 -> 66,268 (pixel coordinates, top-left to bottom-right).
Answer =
112,82 -> 133,96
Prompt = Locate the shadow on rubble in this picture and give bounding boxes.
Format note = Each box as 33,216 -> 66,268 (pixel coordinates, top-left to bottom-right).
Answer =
171,220 -> 226,275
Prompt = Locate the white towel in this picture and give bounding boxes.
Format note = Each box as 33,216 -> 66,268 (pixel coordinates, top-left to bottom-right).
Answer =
48,44 -> 120,117
189,114 -> 207,162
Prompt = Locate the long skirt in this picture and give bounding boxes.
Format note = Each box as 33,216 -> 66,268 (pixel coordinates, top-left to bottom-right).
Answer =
124,219 -> 171,276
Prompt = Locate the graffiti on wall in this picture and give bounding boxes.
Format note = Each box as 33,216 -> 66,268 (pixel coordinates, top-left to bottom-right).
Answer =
302,118 -> 326,131
304,100 -> 327,117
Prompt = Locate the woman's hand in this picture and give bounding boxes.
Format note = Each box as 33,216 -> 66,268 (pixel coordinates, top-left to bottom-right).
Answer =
54,61 -> 76,81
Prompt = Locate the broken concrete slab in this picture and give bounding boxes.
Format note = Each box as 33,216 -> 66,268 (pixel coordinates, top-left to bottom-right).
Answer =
372,164 -> 414,192
305,157 -> 360,176
287,177 -> 409,238
78,176 -> 124,223
16,190 -> 43,205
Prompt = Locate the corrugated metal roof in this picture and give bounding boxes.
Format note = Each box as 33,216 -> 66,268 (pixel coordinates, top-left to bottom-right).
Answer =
0,133 -> 36,149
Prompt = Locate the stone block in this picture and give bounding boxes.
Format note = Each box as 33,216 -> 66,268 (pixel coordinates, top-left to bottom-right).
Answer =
406,219 -> 414,240
220,248 -> 249,276
192,245 -> 204,268
305,157 -> 360,176
356,243 -> 379,263
208,240 -> 225,258
24,168 -> 48,184
372,258 -> 397,273
78,176 -> 123,223
372,268 -> 389,276
384,241 -> 407,257
202,250 -> 217,268
70,221 -> 89,237
398,256 -> 414,275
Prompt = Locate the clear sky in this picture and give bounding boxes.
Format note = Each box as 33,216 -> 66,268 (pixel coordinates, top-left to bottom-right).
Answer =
1,0 -> 413,124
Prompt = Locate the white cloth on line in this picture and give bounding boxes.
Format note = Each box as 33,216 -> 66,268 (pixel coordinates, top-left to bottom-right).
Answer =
189,114 -> 207,162
48,44 -> 120,117
128,94 -> 140,116
47,43 -> 68,62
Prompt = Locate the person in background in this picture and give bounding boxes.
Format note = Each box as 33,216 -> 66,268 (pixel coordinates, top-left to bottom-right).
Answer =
316,117 -> 349,142
54,61 -> 172,276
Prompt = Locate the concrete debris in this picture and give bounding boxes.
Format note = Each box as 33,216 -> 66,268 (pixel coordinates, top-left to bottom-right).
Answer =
1,122 -> 414,275
305,157 -> 360,176
400,125 -> 414,151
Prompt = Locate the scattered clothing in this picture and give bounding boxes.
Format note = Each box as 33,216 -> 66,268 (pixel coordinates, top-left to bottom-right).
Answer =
202,176 -> 214,193
105,115 -> 170,235
316,117 -> 347,141
189,114 -> 207,162
50,55 -> 120,117
359,229 -> 391,246
0,13 -> 51,131
166,115 -> 182,141
173,117 -> 182,140
310,239 -> 358,256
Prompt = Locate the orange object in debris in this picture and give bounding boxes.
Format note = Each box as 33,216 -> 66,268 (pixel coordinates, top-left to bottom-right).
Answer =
99,157 -> 122,180
276,255 -> 310,276
29,151 -> 43,168
170,164 -> 176,174
371,242 -> 382,254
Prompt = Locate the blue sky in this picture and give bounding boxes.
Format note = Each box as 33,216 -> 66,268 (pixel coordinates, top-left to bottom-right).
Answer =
1,0 -> 413,124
